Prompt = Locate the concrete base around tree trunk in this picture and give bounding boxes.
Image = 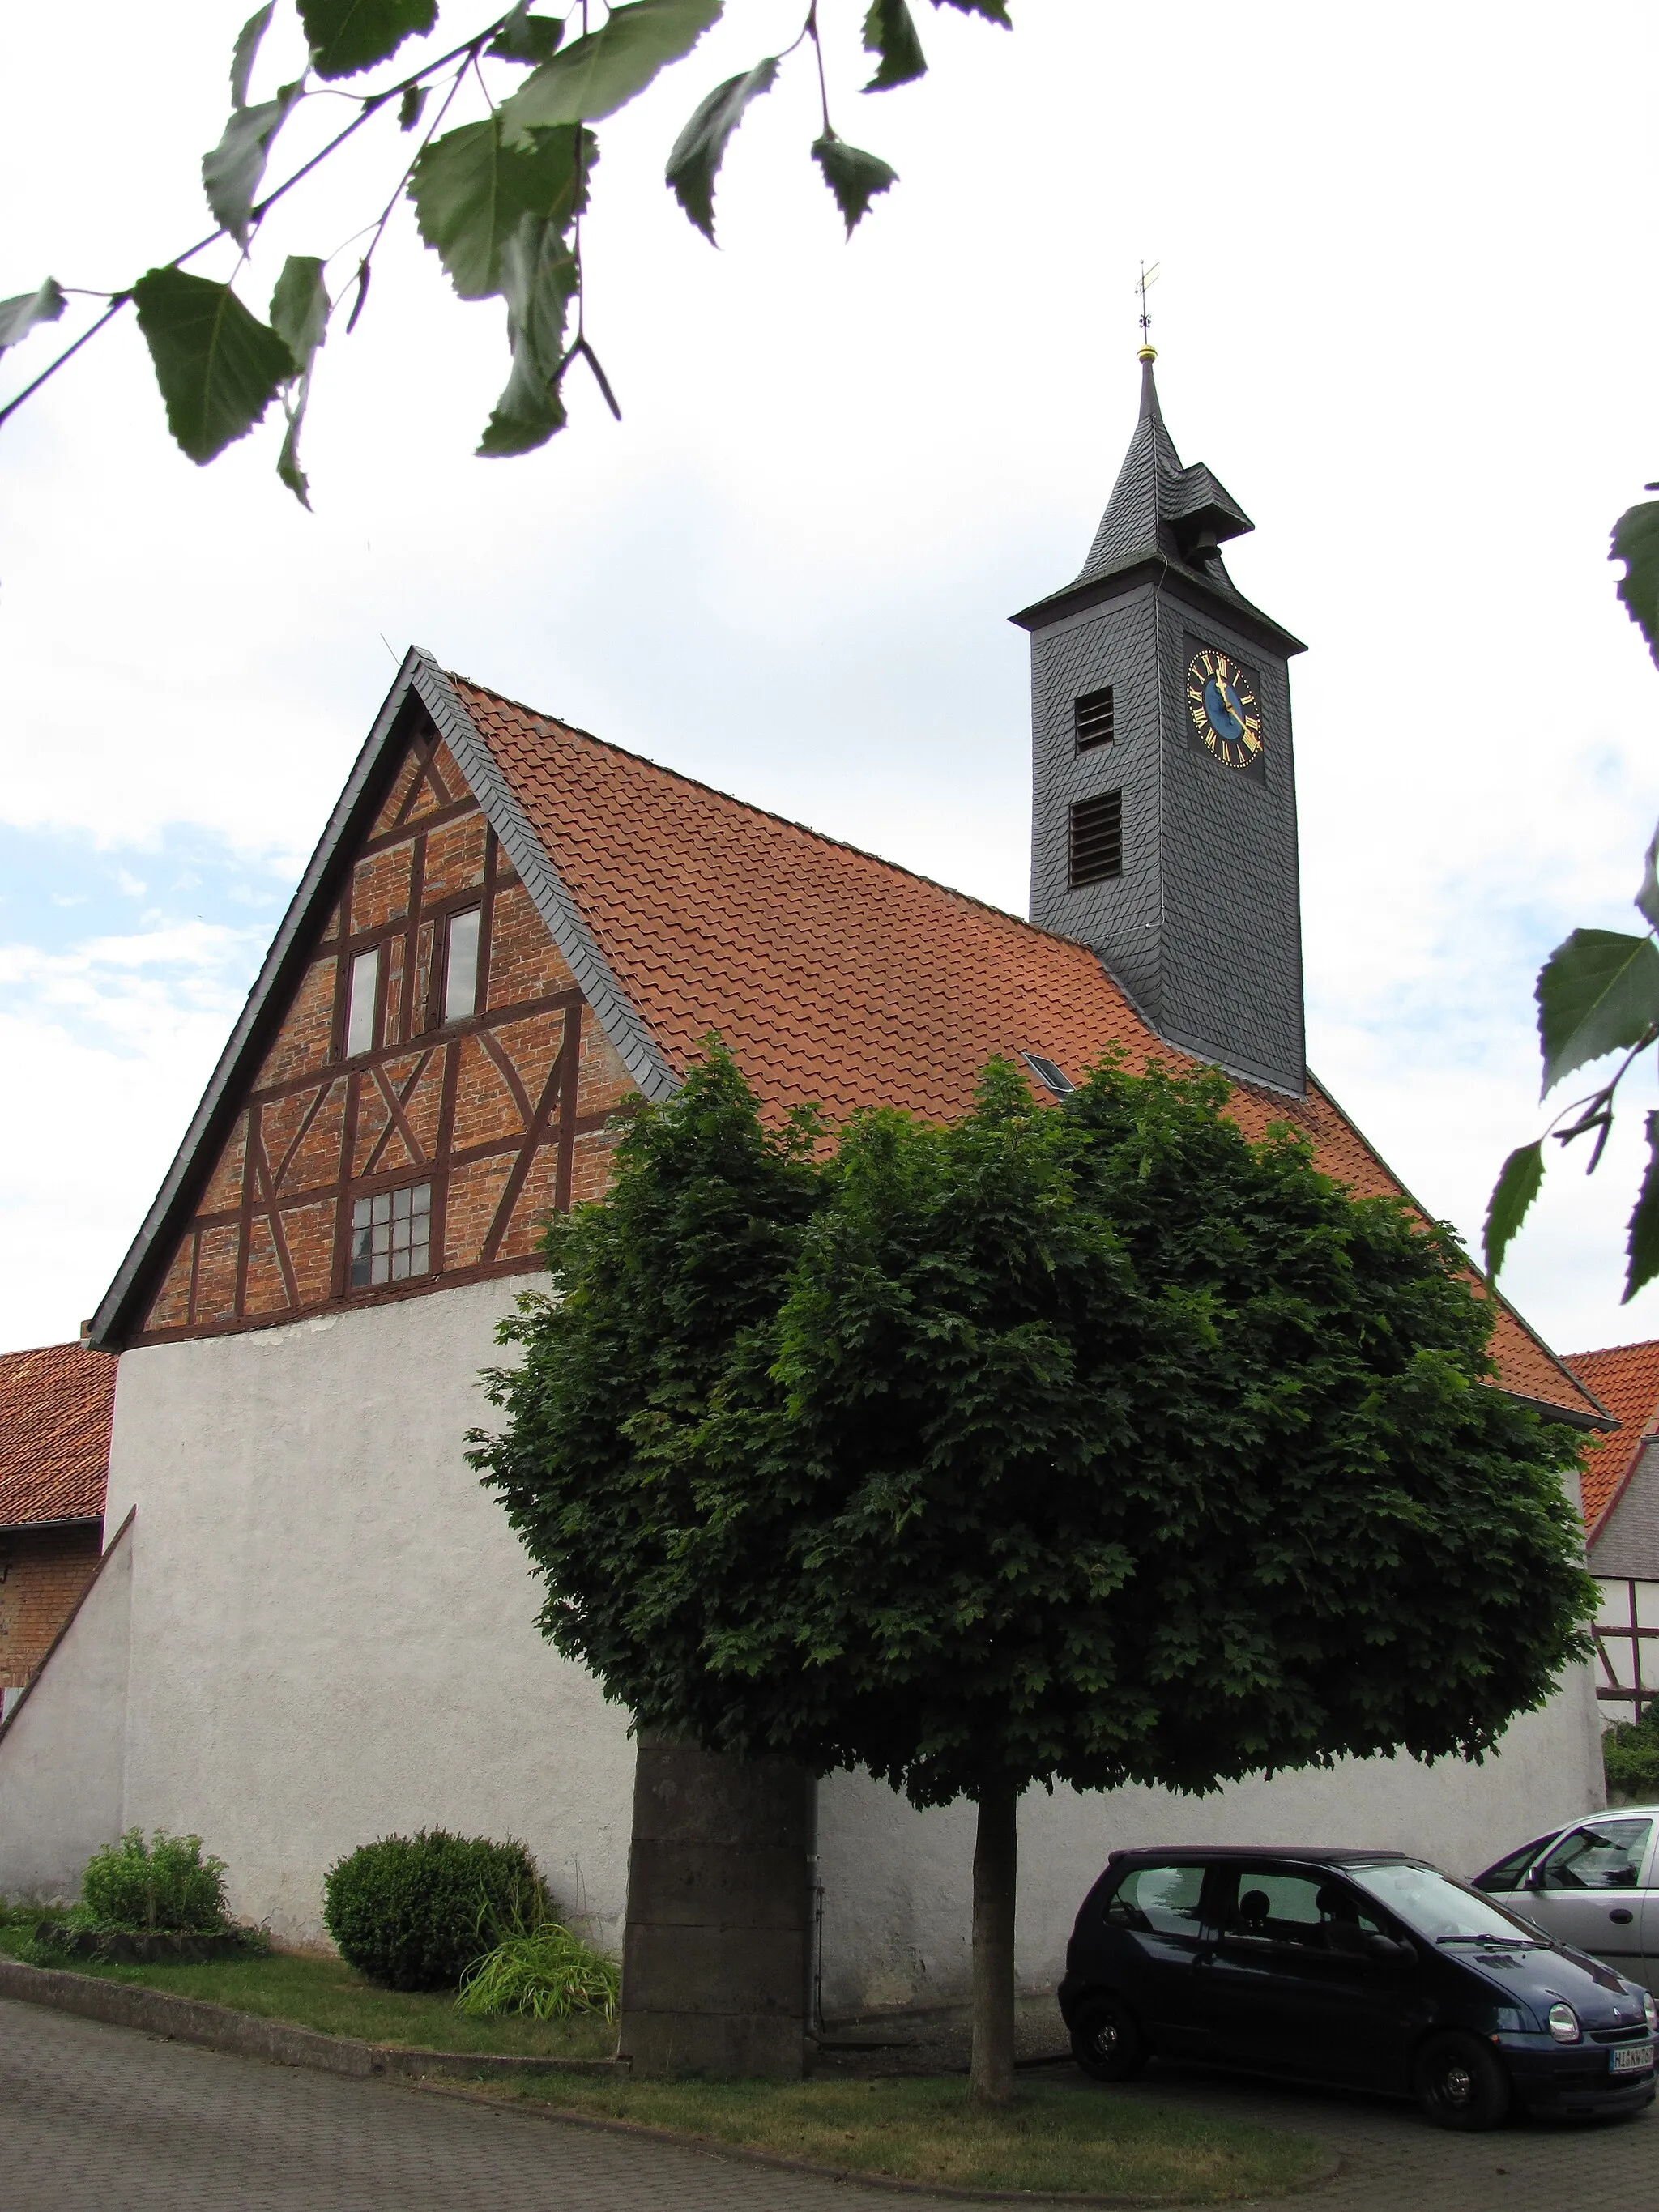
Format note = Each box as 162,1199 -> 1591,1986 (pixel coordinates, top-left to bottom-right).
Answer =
620,1739 -> 809,2078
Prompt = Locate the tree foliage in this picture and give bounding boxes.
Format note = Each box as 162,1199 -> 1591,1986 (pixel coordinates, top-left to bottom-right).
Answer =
476,1043 -> 1594,1811
0,0 -> 1012,498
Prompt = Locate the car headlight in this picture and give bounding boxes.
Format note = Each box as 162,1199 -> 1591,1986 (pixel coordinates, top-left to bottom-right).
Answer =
1547,2001 -> 1580,2044
1644,1992 -> 1657,2035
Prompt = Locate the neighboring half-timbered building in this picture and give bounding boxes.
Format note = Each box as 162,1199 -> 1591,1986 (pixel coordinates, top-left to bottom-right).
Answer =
0,356 -> 1616,2035
1565,1340 -> 1659,1726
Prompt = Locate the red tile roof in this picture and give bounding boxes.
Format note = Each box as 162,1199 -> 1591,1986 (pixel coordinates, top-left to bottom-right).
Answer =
0,1344 -> 113,1528
1564,1339 -> 1659,1534
454,678 -> 1601,1427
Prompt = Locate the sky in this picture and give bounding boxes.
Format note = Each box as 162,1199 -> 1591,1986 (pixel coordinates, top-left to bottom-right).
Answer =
2,0 -> 1657,1362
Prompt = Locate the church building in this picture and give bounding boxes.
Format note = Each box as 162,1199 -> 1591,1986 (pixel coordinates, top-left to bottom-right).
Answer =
0,352 -> 1612,2055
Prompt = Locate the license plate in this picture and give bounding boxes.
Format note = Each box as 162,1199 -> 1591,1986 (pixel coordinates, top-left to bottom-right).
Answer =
1610,2044 -> 1654,2075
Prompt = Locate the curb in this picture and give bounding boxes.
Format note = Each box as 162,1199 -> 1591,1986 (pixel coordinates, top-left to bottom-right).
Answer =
0,1958 -> 623,2083
416,2076 -> 1345,2207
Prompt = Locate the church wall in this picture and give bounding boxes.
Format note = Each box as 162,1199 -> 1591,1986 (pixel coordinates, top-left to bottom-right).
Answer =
815,1667 -> 1604,2019
97,1279 -> 637,1947
0,1518 -> 132,1903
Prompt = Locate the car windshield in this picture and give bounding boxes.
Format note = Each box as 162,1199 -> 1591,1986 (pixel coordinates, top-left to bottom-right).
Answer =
1347,1862 -> 1544,1946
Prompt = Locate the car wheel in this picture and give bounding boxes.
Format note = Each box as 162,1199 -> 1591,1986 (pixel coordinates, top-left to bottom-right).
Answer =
1412,2032 -> 1511,2131
1070,1995 -> 1147,2082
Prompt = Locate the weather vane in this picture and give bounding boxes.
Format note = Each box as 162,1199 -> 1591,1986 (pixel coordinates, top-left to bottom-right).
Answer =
1137,260 -> 1160,357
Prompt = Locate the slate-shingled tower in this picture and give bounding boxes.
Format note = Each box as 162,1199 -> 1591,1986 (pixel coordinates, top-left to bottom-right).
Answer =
1013,348 -> 1307,1095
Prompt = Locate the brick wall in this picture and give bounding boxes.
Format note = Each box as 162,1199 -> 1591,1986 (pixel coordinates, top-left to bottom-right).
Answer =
0,1524 -> 102,1691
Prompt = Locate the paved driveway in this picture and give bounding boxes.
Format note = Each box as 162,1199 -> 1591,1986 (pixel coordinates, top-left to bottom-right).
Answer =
2,1992 -> 1655,2212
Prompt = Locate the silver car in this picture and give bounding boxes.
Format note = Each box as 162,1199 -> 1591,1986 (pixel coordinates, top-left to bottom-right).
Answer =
1475,1811 -> 1659,1993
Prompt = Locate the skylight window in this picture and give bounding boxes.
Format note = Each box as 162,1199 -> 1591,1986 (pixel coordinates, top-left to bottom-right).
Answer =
345,948 -> 380,1057
1023,1054 -> 1075,1097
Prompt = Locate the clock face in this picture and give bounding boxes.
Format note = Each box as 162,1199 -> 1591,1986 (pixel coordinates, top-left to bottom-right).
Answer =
1186,647 -> 1264,771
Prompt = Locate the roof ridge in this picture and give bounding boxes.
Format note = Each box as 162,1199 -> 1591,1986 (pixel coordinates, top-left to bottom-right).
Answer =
448,673 -> 1104,960
1563,1338 -> 1659,1366
0,1340 -> 104,1363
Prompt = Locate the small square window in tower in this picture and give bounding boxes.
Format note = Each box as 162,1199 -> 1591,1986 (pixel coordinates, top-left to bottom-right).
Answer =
442,906 -> 481,1025
350,1181 -> 432,1289
1068,791 -> 1123,888
1073,686 -> 1115,752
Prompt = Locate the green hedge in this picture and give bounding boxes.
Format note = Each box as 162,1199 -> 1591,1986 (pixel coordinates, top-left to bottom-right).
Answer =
80,1830 -> 228,1933
1604,1708 -> 1659,1800
322,1831 -> 544,1991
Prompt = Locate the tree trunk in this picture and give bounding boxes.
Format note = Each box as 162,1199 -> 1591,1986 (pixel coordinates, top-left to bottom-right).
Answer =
969,1785 -> 1018,2107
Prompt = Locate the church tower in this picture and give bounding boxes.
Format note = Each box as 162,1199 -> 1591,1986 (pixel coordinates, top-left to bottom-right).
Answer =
1013,349 -> 1307,1096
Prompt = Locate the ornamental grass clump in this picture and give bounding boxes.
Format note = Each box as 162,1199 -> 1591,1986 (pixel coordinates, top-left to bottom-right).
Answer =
79,1829 -> 229,1933
322,1831 -> 544,1991
456,1917 -> 620,2023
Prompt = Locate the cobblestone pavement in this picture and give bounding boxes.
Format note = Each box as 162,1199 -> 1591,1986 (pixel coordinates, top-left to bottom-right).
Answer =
3,1993 -> 1656,2212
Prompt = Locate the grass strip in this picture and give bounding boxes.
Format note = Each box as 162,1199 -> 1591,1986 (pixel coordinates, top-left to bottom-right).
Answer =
492,2073 -> 1328,2202
0,1926 -> 612,2060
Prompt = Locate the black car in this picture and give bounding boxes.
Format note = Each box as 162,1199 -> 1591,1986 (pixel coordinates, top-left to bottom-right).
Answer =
1057,1846 -> 1658,2129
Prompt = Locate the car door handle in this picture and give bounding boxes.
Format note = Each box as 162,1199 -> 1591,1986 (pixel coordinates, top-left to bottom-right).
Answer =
1610,1908 -> 1635,1925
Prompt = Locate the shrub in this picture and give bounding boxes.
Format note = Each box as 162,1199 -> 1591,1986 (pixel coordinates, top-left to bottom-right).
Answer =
80,1830 -> 229,1933
456,1918 -> 620,2022
1604,1708 -> 1659,1799
322,1831 -> 544,1990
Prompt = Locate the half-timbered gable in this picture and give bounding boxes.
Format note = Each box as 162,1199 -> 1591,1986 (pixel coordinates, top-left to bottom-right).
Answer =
118,694 -> 636,1346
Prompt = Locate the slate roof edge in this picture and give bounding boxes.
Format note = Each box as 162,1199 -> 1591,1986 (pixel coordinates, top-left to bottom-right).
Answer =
1304,1068 -> 1612,1432
412,658 -> 679,1106
1586,1433 -> 1658,1547
1010,552 -> 1308,658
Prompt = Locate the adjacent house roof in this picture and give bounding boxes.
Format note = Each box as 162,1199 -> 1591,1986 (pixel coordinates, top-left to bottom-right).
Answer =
87,651 -> 1608,1430
1564,1339 -> 1659,1535
0,1343 -> 113,1530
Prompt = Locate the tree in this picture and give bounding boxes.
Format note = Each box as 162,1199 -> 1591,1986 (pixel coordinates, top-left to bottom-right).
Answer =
0,0 -> 1009,503
1486,497 -> 1659,1302
475,1042 -> 1596,2103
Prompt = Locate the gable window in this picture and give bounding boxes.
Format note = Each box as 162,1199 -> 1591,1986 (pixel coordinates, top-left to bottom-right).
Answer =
443,906 -> 482,1025
345,947 -> 380,1058
350,1181 -> 432,1289
1068,791 -> 1123,887
1073,686 -> 1115,752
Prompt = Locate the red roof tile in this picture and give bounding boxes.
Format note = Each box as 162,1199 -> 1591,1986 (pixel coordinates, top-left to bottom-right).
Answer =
454,678 -> 1600,1427
0,1343 -> 113,1528
1564,1338 -> 1659,1534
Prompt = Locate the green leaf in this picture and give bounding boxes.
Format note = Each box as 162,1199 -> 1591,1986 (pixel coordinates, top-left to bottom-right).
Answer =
1627,1112 -> 1659,1302
398,83 -> 428,130
131,267 -> 295,466
0,278 -> 66,356
230,3 -> 275,106
203,83 -> 303,244
270,255 -> 330,507
297,0 -> 436,81
930,0 -> 1011,20
864,0 -> 928,89
665,58 -> 777,242
501,0 -> 723,142
1639,820 -> 1659,934
489,2 -> 565,64
811,134 -> 898,235
1612,501 -> 1659,671
411,117 -> 592,301
1483,1141 -> 1544,1279
1536,927 -> 1659,1096
478,212 -> 578,457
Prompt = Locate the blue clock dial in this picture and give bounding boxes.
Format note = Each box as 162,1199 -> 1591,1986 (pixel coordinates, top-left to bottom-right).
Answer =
1186,647 -> 1264,770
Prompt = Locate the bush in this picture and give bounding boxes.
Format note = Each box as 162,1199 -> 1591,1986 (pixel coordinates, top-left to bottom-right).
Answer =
456,1918 -> 620,2022
80,1830 -> 229,1933
1604,1708 -> 1659,1799
322,1831 -> 544,1991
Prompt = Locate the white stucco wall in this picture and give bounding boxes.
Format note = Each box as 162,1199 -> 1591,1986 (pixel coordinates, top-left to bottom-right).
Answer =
98,1281 -> 638,1946
0,1516 -> 132,1903
815,1664 -> 1605,2019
